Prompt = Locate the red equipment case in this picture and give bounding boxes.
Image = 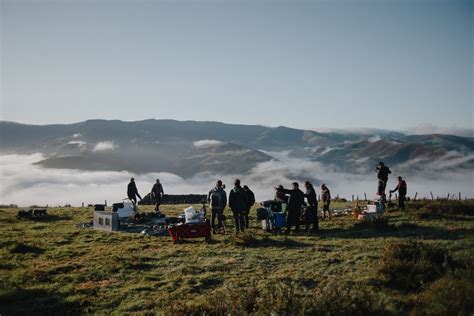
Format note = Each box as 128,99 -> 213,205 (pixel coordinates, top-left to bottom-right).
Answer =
167,220 -> 212,243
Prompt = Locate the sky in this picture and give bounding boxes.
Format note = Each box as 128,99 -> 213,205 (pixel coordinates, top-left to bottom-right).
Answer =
1,0 -> 472,131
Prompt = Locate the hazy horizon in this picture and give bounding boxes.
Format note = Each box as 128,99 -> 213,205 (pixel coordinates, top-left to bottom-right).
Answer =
1,118 -> 473,139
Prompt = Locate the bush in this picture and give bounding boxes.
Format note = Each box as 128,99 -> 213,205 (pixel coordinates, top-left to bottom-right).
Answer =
411,274 -> 474,316
379,240 -> 455,292
409,201 -> 474,220
354,216 -> 393,231
165,279 -> 387,315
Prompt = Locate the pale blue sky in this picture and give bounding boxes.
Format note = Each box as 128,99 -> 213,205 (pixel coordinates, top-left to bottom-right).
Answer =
1,0 -> 472,130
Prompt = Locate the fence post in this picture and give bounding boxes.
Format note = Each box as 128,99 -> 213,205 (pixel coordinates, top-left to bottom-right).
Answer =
430,192 -> 434,200
447,193 -> 450,200
459,192 -> 461,201
352,195 -> 354,202
414,192 -> 418,201
364,193 -> 367,201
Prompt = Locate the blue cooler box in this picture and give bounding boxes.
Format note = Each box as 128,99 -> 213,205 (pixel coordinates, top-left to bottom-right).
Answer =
273,212 -> 286,228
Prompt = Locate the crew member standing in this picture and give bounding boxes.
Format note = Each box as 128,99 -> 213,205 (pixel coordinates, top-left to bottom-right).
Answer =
321,184 -> 331,220
208,180 -> 227,234
229,179 -> 248,234
151,179 -> 164,213
127,178 -> 142,204
304,180 -> 318,232
390,176 -> 407,210
375,161 -> 392,196
243,185 -> 256,229
279,182 -> 304,234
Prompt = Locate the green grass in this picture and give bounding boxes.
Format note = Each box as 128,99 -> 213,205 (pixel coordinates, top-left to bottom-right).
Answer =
0,201 -> 473,315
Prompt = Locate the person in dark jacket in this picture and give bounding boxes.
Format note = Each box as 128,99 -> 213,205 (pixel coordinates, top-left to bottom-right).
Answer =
375,162 -> 391,196
243,185 -> 255,229
390,176 -> 407,210
279,182 -> 304,234
127,178 -> 142,204
229,179 -> 248,233
151,179 -> 164,213
207,180 -> 227,233
304,180 -> 318,232
321,183 -> 331,220
274,185 -> 288,203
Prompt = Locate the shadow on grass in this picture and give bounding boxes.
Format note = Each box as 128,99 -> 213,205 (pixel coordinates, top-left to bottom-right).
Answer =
16,214 -> 73,223
239,236 -> 312,249
10,242 -> 44,255
0,288 -> 83,315
320,223 -> 474,241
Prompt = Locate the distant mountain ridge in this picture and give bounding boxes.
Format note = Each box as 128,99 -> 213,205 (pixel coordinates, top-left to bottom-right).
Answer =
1,119 -> 473,177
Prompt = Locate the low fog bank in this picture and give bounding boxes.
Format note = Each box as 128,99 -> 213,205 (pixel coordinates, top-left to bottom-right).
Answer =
1,153 -> 473,207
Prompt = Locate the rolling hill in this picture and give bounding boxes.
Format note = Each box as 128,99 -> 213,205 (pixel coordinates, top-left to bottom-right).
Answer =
1,119 -> 473,177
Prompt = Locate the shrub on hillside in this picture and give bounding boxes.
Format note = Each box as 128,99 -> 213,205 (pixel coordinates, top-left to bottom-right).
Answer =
409,201 -> 474,220
179,279 -> 387,315
353,216 -> 393,231
411,274 -> 474,316
379,240 -> 454,292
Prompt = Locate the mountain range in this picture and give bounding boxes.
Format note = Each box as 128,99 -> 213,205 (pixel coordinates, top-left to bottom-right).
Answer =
1,119 -> 473,177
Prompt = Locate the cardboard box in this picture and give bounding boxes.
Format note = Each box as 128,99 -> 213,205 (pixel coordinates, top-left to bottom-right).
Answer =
93,211 -> 119,231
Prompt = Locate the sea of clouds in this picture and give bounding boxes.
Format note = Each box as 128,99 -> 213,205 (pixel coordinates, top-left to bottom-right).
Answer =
0,152 -> 473,207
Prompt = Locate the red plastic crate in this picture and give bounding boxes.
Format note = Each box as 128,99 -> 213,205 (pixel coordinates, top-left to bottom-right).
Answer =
167,220 -> 212,243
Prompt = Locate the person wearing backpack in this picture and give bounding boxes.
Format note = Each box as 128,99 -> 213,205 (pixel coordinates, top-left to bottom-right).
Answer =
243,185 -> 256,228
207,180 -> 227,234
229,179 -> 248,234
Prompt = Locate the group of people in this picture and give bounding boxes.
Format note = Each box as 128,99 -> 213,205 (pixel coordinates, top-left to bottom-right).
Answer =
127,178 -> 165,212
207,179 -> 255,234
273,181 -> 331,234
207,179 -> 332,234
125,161 -> 407,234
375,161 -> 407,209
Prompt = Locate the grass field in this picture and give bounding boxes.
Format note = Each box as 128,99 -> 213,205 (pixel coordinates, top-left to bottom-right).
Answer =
0,200 -> 473,315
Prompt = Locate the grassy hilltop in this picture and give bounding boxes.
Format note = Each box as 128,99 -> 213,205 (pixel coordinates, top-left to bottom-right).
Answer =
0,201 -> 473,315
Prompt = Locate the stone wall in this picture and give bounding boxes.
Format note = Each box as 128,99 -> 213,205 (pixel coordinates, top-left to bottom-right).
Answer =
139,194 -> 207,205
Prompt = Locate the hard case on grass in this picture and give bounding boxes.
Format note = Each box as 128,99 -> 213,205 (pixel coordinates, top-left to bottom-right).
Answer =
167,219 -> 212,243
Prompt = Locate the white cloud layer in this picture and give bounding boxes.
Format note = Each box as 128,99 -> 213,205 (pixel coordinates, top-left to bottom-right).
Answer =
93,141 -> 117,151
1,152 -> 473,207
193,139 -> 223,147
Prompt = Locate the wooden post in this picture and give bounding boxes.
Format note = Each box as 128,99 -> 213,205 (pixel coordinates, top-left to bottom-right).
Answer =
357,195 -> 359,201
364,193 -> 367,201
414,192 -> 418,201
459,192 -> 461,201
352,195 -> 354,202
82,202 -> 84,207
430,192 -> 434,200
447,193 -> 450,200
